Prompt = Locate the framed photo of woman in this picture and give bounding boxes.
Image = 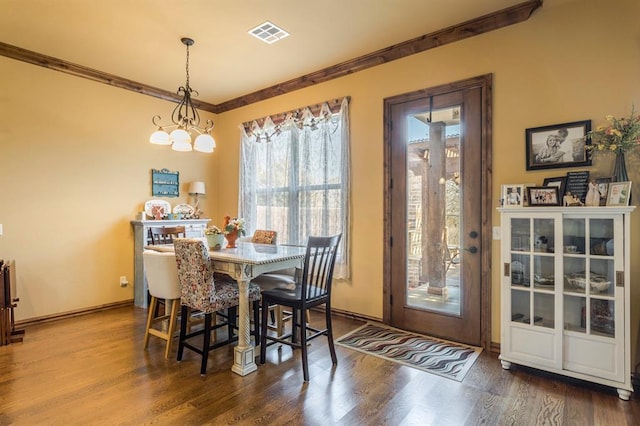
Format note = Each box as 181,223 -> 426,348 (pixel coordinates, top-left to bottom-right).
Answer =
526,120 -> 591,171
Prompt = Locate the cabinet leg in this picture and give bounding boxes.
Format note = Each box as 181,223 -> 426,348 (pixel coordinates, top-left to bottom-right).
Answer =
500,359 -> 512,370
617,389 -> 631,401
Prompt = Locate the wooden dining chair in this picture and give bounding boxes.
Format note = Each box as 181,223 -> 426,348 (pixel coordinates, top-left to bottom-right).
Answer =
142,250 -> 181,359
149,226 -> 186,245
259,233 -> 342,382
174,238 -> 261,375
243,230 -> 308,337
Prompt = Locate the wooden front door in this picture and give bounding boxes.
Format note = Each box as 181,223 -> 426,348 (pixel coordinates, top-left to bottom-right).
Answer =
383,75 -> 492,347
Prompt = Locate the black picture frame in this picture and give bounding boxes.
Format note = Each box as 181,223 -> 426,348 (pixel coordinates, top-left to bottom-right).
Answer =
543,176 -> 567,199
525,120 -> 591,171
527,186 -> 561,206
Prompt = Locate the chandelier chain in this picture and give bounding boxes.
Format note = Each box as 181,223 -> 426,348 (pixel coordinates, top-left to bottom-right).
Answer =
185,42 -> 190,90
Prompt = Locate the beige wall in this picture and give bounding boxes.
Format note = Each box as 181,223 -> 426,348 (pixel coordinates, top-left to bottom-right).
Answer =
1,0 -> 639,357
0,58 -> 218,320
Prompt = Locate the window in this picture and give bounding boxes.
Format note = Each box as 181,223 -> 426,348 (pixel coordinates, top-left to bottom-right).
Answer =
240,98 -> 350,278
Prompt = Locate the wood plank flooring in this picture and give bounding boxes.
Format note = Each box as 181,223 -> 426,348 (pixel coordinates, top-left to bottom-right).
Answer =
1,306 -> 639,425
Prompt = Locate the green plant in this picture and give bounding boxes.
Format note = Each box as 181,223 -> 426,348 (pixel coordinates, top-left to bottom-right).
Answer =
223,215 -> 246,236
585,106 -> 640,155
204,225 -> 223,235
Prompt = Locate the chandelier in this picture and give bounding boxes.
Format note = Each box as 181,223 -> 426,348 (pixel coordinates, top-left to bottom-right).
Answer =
149,38 -> 216,153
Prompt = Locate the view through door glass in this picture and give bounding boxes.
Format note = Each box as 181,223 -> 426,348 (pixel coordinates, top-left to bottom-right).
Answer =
406,106 -> 462,315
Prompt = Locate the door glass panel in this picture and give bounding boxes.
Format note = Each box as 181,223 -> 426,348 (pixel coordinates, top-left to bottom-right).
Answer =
533,254 -> 554,290
405,106 -> 461,315
564,256 -> 586,294
511,289 -> 530,324
534,292 -> 554,328
589,218 -> 614,255
564,295 -> 586,333
590,258 -> 614,297
591,299 -> 615,338
563,218 -> 585,254
511,253 -> 529,288
533,218 -> 554,253
511,218 -> 530,251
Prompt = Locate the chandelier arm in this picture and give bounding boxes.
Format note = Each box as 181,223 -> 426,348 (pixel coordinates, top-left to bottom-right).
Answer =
204,119 -> 214,133
152,115 -> 163,127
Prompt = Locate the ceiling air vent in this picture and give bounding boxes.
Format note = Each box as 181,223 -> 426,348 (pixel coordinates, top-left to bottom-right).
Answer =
248,21 -> 290,44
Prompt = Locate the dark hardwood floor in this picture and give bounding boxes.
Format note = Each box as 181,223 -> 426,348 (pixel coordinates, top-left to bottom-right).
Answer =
1,306 -> 638,425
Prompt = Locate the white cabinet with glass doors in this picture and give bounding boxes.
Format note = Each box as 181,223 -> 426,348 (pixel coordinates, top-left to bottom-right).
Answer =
498,206 -> 635,400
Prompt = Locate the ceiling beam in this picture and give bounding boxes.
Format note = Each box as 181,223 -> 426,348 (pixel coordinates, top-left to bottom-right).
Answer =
216,0 -> 542,112
0,41 -> 220,114
0,0 -> 541,115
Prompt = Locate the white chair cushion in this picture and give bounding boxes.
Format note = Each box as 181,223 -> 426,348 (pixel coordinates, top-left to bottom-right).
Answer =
143,250 -> 181,300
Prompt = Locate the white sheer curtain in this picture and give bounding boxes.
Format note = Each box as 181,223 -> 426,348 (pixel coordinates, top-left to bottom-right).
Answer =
239,97 -> 350,279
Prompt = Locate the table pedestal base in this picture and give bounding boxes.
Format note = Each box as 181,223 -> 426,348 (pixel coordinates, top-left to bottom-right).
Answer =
232,346 -> 258,376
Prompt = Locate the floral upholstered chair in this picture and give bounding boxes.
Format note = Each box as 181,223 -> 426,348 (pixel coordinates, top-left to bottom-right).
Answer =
174,238 -> 261,375
251,230 -> 278,245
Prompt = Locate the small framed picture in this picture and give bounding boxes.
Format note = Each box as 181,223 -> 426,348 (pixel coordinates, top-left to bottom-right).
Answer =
527,186 -> 561,206
526,120 -> 591,171
502,184 -> 524,207
606,181 -> 632,206
595,177 -> 613,206
543,176 -> 567,199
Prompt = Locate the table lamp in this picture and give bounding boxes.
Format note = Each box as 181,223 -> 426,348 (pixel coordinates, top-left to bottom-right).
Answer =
188,181 -> 205,218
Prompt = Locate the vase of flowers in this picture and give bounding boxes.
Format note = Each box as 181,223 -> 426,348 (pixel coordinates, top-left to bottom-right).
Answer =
585,106 -> 640,183
223,215 -> 246,248
204,225 -> 225,250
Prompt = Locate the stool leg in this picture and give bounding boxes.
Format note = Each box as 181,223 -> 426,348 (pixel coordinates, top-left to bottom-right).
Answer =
300,309 -> 309,382
276,305 -> 285,337
200,313 -> 212,375
260,299 -> 269,364
144,296 -> 158,349
177,305 -> 188,361
164,299 -> 180,359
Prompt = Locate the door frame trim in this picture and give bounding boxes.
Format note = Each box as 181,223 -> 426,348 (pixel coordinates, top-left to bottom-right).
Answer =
382,74 -> 493,350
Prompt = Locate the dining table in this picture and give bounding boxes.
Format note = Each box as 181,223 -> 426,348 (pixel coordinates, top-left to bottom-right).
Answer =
208,241 -> 306,375
145,240 -> 306,375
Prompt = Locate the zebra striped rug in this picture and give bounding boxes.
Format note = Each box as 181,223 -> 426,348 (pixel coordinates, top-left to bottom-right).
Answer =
335,323 -> 482,381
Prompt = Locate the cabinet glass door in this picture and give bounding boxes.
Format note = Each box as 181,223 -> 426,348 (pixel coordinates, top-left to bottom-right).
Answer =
509,217 -> 555,328
563,217 -> 615,338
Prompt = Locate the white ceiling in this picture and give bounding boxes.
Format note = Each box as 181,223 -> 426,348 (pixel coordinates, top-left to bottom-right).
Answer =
0,0 -> 525,105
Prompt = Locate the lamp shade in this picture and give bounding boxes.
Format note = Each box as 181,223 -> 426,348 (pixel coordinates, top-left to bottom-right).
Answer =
194,133 -> 216,153
150,130 -> 171,145
188,181 -> 206,195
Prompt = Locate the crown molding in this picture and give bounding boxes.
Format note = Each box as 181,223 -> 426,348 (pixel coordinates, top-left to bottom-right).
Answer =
0,0 -> 541,114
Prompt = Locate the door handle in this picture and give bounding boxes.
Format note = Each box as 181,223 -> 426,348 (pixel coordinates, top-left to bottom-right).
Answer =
464,246 -> 478,254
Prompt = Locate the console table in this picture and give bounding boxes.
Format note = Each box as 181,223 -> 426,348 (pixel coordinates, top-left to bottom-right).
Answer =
130,219 -> 209,308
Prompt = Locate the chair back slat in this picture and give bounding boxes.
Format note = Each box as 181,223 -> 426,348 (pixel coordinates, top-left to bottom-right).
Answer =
301,234 -> 341,303
149,226 -> 186,245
